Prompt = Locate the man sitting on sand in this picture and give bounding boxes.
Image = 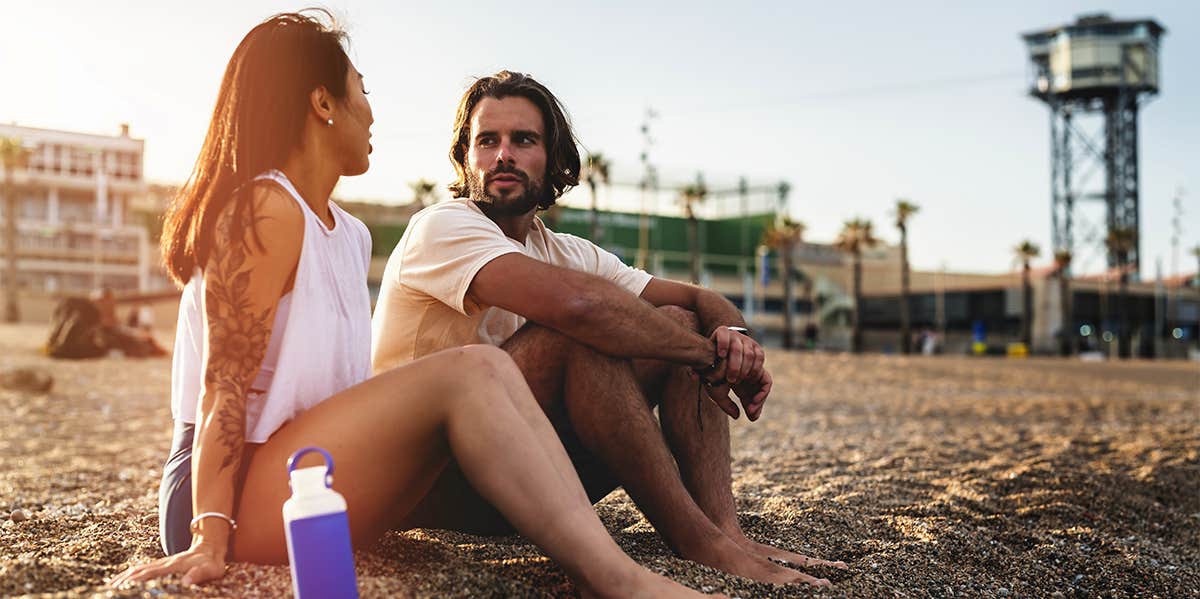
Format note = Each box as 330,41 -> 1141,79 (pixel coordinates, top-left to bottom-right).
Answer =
371,70 -> 845,587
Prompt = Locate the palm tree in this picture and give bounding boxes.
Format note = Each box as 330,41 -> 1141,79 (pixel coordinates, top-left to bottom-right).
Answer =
1,137 -> 30,323
1053,249 -> 1073,356
408,179 -> 437,208
585,153 -> 611,242
762,217 -> 805,349
834,218 -> 879,353
678,174 -> 707,284
1106,227 -> 1136,359
1014,240 -> 1041,348
893,199 -> 919,354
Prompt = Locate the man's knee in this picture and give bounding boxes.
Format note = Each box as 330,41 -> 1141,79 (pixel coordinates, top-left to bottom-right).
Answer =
505,320 -> 626,366
656,305 -> 701,333
502,321 -> 576,357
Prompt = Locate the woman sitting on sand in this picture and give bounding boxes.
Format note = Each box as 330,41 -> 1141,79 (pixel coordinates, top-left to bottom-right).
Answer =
111,11 -> 714,598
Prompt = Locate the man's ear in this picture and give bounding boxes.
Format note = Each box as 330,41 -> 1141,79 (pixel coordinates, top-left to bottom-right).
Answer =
310,86 -> 334,124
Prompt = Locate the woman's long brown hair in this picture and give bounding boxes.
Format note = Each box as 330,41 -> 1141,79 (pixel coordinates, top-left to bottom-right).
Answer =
160,9 -> 351,285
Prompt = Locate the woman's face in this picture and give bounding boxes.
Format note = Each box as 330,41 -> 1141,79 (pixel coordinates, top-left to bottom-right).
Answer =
334,60 -> 374,176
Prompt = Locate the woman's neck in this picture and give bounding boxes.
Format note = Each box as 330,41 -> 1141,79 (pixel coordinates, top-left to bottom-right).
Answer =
278,150 -> 339,228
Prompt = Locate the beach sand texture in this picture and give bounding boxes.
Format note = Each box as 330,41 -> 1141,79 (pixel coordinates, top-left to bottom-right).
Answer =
1,322 -> 1197,598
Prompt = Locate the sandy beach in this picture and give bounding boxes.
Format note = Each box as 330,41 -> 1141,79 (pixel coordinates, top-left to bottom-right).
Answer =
1,322 -> 1197,598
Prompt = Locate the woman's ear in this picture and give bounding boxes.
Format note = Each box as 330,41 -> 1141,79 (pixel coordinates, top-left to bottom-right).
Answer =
310,86 -> 334,124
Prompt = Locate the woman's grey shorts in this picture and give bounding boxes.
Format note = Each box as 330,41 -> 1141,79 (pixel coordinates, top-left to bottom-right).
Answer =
157,421 -> 259,555
157,420 -> 196,555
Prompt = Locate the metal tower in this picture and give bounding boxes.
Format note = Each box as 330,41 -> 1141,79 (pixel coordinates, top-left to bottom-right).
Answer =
1023,13 -> 1165,278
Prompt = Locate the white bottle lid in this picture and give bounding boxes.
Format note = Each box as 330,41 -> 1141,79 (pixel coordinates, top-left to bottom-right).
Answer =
289,465 -> 332,496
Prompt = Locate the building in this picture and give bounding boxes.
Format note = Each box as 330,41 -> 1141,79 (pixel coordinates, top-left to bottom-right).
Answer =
857,265 -> 1200,357
1,122 -> 161,295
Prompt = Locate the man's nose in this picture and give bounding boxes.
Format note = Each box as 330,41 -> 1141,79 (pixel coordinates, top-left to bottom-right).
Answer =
495,139 -> 515,164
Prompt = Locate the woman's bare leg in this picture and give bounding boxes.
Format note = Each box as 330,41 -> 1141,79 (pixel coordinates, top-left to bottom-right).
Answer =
231,345 -> 715,598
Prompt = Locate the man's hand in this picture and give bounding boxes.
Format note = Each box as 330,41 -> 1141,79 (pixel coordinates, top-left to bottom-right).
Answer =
732,368 -> 771,421
695,368 -> 771,422
693,326 -> 772,421
707,326 -> 764,386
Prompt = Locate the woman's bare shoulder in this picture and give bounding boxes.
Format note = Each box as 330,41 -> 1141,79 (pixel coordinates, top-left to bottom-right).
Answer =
209,180 -> 304,268
246,180 -> 304,238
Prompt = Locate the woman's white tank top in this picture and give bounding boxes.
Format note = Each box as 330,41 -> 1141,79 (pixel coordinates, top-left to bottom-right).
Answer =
170,170 -> 373,442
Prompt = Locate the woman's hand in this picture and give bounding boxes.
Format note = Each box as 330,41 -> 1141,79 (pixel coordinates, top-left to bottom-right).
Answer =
109,542 -> 226,588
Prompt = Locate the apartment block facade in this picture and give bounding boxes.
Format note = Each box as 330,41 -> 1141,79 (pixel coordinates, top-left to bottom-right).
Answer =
1,123 -> 160,294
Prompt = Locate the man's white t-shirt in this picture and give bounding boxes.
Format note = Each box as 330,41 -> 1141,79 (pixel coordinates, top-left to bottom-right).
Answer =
371,199 -> 652,372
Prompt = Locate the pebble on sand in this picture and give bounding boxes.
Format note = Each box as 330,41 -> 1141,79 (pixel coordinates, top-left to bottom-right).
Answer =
0,367 -> 54,393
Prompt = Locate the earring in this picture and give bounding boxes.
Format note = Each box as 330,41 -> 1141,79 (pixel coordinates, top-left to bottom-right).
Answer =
326,118 -> 334,126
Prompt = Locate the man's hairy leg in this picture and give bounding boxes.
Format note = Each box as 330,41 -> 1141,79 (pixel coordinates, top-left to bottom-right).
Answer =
649,306 -> 847,574
510,325 -> 805,585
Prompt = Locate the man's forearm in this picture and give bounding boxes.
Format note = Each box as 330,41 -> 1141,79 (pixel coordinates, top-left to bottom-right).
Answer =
544,279 -> 714,367
694,288 -> 747,337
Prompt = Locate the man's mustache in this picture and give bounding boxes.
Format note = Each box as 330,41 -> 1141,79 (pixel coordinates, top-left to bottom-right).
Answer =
485,165 -> 529,185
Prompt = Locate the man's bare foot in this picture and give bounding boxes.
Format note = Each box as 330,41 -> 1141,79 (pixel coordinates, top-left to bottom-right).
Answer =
679,533 -> 829,586
728,531 -> 848,570
580,569 -> 728,599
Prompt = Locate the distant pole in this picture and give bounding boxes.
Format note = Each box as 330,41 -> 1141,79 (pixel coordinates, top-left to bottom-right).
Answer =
738,176 -> 750,314
1022,259 -> 1033,347
1170,190 -> 1183,337
1100,273 -> 1110,356
636,108 -> 657,270
93,166 -> 107,291
1155,257 -> 1164,358
738,176 -> 748,256
2,161 -> 18,323
776,181 -> 790,218
935,263 -> 946,341
2,137 -> 31,323
782,246 -> 794,350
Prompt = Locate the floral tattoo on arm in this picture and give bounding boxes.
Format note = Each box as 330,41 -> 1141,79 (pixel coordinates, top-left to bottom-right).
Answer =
203,207 -> 273,472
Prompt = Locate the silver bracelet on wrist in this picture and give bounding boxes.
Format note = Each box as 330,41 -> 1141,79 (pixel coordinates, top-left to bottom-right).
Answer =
726,326 -> 752,338
190,512 -> 238,534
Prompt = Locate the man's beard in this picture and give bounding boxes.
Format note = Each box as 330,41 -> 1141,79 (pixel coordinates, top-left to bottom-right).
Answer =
467,165 -> 546,217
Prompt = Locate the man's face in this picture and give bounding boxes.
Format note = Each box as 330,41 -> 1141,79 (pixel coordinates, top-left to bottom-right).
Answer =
464,95 -> 548,215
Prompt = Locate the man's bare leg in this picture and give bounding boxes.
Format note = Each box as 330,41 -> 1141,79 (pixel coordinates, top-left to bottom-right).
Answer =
649,306 -> 847,575
655,360 -> 845,573
506,324 -> 807,585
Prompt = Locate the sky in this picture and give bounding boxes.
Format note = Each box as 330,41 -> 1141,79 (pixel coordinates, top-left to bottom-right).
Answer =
3,0 -> 1197,277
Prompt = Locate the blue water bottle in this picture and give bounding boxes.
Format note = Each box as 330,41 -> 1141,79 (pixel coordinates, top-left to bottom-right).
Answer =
283,447 -> 359,599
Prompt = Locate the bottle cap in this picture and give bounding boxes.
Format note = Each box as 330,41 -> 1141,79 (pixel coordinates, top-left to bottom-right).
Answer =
287,447 -> 336,494
290,465 -> 332,493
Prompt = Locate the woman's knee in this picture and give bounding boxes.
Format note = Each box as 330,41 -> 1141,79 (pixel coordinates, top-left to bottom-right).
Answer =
454,344 -> 523,385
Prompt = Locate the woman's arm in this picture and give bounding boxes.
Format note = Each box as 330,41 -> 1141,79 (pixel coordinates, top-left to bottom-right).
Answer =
190,186 -> 303,554
113,184 -> 303,586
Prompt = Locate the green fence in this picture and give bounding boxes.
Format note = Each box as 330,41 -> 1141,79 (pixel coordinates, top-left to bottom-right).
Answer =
366,206 -> 777,265
550,207 -> 775,268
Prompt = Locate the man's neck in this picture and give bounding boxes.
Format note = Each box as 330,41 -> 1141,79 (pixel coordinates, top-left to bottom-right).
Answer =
475,201 -> 537,244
